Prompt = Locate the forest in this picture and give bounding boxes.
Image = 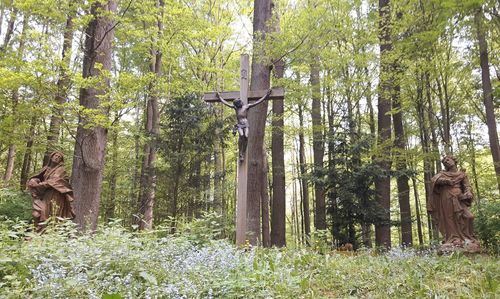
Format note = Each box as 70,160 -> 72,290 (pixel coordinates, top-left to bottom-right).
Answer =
0,0 -> 499,297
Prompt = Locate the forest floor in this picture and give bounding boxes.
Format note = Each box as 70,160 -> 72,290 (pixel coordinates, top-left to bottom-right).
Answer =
1,221 -> 498,298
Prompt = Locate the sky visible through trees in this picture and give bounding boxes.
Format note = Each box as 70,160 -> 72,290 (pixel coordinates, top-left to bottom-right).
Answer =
0,0 -> 499,249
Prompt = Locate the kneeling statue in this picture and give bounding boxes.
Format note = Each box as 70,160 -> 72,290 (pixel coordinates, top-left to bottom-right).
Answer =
27,151 -> 75,232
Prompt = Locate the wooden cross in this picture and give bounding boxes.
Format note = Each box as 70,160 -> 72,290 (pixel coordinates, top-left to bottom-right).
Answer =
203,54 -> 284,246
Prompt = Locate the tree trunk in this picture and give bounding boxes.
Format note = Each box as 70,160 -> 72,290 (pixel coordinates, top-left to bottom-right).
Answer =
1,8 -> 16,51
415,74 -> 434,242
137,0 -> 164,230
271,43 -> 286,247
261,154 -> 271,247
392,76 -> 413,247
44,15 -> 74,164
20,116 -> 37,189
375,0 -> 392,248
105,126 -> 119,222
310,62 -> 326,231
3,15 -> 27,184
364,68 -> 375,248
475,8 -> 500,193
213,109 -> 225,214
298,104 -> 311,244
247,0 -> 272,246
424,72 -> 440,239
71,1 -> 117,231
412,176 -> 424,246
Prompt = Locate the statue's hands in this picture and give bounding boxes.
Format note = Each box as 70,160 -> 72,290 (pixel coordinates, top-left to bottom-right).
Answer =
439,178 -> 454,185
459,191 -> 473,201
27,180 -> 38,188
34,181 -> 49,191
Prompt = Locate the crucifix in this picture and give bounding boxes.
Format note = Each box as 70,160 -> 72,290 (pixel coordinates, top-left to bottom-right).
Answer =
204,54 -> 284,246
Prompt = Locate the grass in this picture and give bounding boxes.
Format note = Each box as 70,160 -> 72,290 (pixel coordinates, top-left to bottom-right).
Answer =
0,220 -> 498,298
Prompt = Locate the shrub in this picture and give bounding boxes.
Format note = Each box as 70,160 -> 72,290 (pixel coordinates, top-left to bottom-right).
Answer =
0,188 -> 31,221
0,220 -> 498,298
474,200 -> 500,254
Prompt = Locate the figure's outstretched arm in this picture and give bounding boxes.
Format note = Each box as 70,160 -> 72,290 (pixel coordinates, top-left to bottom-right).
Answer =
248,89 -> 272,108
216,92 -> 234,108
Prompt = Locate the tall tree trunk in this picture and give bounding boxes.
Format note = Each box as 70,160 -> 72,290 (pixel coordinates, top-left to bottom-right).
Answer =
298,104 -> 311,244
310,62 -> 326,231
363,68 -> 375,248
412,176 -> 424,246
247,0 -> 272,246
415,74 -> 434,242
71,1 -> 117,231
271,37 -> 286,247
475,8 -> 500,193
20,116 -> 37,189
466,116 -> 481,203
392,75 -> 413,246
137,0 -> 164,230
0,6 -> 5,37
375,0 -> 392,248
1,8 -> 16,51
261,154 -> 271,247
375,0 -> 393,247
44,15 -> 74,164
105,126 -> 119,222
3,15 -> 27,184
213,108 -> 225,214
424,72 -> 440,239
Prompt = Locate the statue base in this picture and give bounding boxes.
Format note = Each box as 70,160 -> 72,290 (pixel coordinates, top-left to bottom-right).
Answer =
439,239 -> 481,254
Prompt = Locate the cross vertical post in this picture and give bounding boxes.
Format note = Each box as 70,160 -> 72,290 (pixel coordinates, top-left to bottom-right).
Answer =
203,54 -> 284,247
236,54 -> 249,246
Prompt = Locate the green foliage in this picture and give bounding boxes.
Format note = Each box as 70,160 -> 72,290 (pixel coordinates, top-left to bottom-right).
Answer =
0,221 -> 498,298
474,200 -> 500,254
175,211 -> 233,245
0,189 -> 31,221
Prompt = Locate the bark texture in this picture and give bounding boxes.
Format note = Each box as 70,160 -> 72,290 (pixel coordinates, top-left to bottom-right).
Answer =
271,50 -> 286,247
137,0 -> 164,230
475,9 -> 500,193
71,1 -> 117,231
375,0 -> 392,248
44,15 -> 74,165
246,0 -> 272,246
310,61 -> 326,231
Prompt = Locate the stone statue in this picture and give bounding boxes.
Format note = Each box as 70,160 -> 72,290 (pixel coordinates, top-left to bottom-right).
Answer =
429,155 -> 480,253
216,89 -> 271,162
27,151 -> 75,232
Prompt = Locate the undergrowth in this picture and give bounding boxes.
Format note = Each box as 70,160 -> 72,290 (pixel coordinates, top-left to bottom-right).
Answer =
0,220 -> 498,298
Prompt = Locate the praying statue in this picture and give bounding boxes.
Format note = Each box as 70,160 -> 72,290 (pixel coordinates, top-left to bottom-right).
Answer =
27,151 -> 75,232
429,155 -> 480,253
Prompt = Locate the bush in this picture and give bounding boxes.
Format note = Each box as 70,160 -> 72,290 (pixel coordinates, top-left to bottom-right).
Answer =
474,200 -> 500,254
0,188 -> 31,221
0,220 -> 498,298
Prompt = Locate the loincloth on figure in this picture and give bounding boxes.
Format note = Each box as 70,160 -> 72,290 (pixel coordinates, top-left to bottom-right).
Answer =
233,123 -> 249,136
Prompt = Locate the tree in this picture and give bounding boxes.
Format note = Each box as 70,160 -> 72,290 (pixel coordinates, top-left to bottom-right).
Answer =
375,0 -> 392,248
71,0 -> 117,231
247,0 -> 272,246
474,7 -> 500,193
44,12 -> 75,164
136,0 -> 164,230
270,2 -> 286,247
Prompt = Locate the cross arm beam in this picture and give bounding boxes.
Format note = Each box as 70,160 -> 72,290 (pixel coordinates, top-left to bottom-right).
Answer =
203,87 -> 284,103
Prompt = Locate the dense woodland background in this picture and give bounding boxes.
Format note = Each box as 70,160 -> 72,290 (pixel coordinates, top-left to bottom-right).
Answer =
0,0 -> 499,250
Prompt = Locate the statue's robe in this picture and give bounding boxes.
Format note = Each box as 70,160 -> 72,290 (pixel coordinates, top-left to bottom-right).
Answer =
429,170 -> 478,246
28,161 -> 75,229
